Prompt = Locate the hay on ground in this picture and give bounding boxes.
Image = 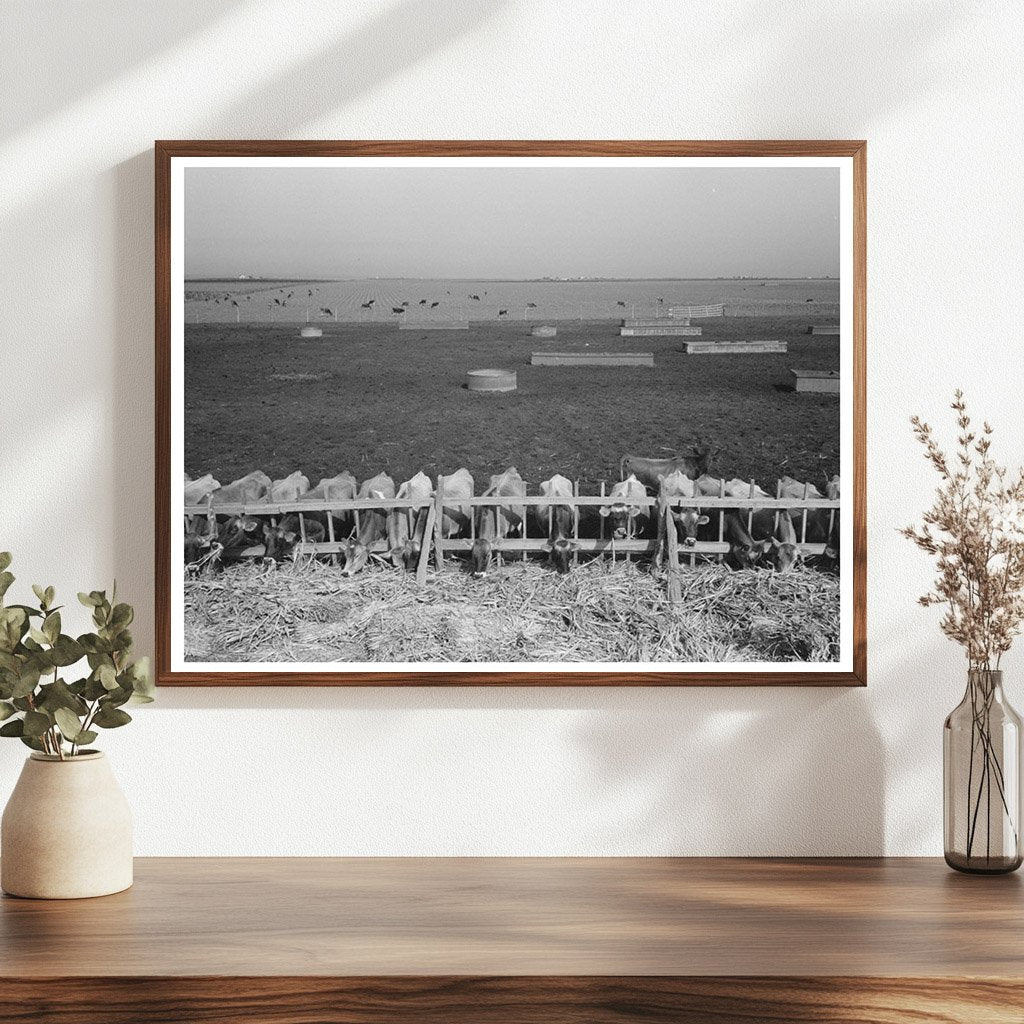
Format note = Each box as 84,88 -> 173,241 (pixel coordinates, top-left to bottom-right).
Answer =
183,558 -> 839,664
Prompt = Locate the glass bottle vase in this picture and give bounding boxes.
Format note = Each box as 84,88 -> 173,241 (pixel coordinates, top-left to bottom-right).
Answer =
944,669 -> 1023,873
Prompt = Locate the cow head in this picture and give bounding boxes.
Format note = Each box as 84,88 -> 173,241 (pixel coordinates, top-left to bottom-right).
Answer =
184,518 -> 221,567
670,508 -> 710,547
731,537 -> 774,570
262,520 -> 301,565
768,538 -> 801,573
600,502 -> 644,540
470,539 -> 493,578
218,515 -> 265,559
544,537 -> 577,574
341,539 -> 370,577
390,539 -> 421,572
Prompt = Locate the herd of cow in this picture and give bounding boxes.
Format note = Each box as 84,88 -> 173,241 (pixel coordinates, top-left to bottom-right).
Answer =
183,451 -> 841,580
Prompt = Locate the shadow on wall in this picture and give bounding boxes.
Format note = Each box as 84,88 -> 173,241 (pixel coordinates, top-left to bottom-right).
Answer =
105,0 -> 509,658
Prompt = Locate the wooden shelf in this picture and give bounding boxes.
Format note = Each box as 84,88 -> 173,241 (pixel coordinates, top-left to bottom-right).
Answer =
2,857 -> 1022,1022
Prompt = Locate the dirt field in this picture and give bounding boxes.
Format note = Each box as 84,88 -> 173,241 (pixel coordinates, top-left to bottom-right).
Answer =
184,316 -> 840,491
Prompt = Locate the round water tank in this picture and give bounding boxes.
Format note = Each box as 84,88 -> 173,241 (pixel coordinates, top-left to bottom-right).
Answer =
300,326 -> 323,338
531,325 -> 557,338
466,369 -> 517,393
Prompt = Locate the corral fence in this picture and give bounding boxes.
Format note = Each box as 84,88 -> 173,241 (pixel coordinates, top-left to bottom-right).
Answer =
184,480 -> 840,598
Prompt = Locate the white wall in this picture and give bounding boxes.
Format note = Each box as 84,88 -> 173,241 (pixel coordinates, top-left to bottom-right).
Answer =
1,0 -> 1022,856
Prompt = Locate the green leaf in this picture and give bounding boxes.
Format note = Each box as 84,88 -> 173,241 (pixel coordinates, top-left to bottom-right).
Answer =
22,710 -> 51,738
0,718 -> 24,737
74,730 -> 98,747
49,635 -> 85,667
78,592 -> 100,608
19,734 -> 45,752
110,603 -> 134,629
32,584 -> 50,609
42,611 -> 60,644
11,664 -> 41,699
0,606 -> 27,651
0,701 -> 15,721
80,635 -> 112,656
53,707 -> 85,742
44,586 -> 55,608
92,705 -> 132,729
98,663 -> 118,690
28,627 -> 49,646
36,679 -> 88,717
0,572 -> 14,602
0,553 -> 11,573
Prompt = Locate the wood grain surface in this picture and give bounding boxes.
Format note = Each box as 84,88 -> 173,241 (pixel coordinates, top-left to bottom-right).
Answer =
155,139 -> 867,687
2,858 -> 1020,1023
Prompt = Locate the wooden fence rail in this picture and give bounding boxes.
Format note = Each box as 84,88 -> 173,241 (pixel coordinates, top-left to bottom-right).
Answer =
185,484 -> 840,583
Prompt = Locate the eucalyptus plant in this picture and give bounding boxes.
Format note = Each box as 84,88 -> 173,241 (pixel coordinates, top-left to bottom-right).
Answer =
0,552 -> 153,759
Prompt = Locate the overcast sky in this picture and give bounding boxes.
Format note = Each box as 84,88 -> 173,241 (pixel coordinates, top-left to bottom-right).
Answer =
185,165 -> 839,279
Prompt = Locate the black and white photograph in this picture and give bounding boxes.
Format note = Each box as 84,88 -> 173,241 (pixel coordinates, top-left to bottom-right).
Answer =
162,145 -> 862,683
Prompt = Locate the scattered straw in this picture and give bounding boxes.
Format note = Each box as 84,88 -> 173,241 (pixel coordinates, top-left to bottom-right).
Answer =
183,558 -> 839,665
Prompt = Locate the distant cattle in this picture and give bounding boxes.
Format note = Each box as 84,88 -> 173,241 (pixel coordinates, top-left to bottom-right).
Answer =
210,471 -> 272,506
621,452 -> 712,492
388,471 -> 433,571
341,472 -> 396,576
498,309 -> 508,317
471,467 -> 526,578
437,468 -> 474,538
269,471 -> 310,502
535,474 -> 575,574
392,307 -> 405,314
184,473 -> 220,505
430,301 -> 439,308
655,470 -> 709,568
599,474 -> 647,540
361,302 -> 373,309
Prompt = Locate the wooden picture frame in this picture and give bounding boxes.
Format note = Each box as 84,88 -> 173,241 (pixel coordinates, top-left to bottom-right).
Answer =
156,140 -> 866,686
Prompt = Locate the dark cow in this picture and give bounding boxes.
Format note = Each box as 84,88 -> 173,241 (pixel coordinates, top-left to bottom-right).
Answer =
392,307 -> 405,314
470,467 -> 526,578
654,470 -> 709,568
341,472 -> 396,576
430,301 -> 439,308
535,474 -> 575,574
262,514 -> 326,565
184,516 -> 220,568
498,309 -> 508,317
620,451 -> 712,492
749,509 -> 800,572
723,512 -> 773,570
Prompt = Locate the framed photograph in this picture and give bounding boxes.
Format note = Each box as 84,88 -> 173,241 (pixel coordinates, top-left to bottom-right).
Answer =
156,140 -> 866,686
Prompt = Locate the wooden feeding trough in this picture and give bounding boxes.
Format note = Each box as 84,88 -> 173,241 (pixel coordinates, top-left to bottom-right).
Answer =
531,351 -> 654,367
792,368 -> 840,393
620,319 -> 701,337
299,326 -> 323,338
466,368 -> 517,392
399,320 -> 469,330
682,340 -> 787,354
809,324 -> 840,335
531,325 -> 557,338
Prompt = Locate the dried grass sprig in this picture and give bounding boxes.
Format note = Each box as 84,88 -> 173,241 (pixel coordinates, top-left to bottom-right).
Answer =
902,391 -> 1024,670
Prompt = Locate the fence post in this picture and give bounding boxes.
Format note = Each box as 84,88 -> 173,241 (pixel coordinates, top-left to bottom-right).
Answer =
325,506 -> 337,566
573,480 -> 580,567
665,502 -> 682,605
434,476 -> 445,571
718,478 -> 726,564
416,501 -> 436,588
801,482 -> 810,543
747,479 -> 756,533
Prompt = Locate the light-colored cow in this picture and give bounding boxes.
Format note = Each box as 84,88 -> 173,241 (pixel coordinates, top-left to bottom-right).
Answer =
341,472 -> 396,576
535,474 -> 575,574
599,473 -> 647,539
471,467 -> 526,578
437,468 -> 474,538
388,471 -> 434,570
269,471 -> 311,502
